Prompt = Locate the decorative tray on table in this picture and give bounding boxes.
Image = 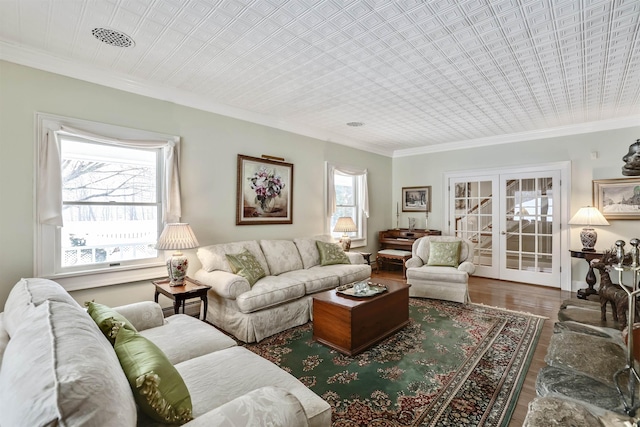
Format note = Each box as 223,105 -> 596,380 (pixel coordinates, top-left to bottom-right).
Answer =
336,281 -> 387,297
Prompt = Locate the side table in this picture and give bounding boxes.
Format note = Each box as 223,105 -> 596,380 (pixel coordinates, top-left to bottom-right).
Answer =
153,277 -> 211,320
570,249 -> 604,299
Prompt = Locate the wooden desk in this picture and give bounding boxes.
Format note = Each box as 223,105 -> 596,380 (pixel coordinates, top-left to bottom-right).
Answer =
378,229 -> 441,251
570,249 -> 604,299
153,277 -> 211,320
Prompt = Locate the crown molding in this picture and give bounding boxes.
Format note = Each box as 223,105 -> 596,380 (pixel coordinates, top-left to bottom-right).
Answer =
393,116 -> 640,158
0,41 -> 393,157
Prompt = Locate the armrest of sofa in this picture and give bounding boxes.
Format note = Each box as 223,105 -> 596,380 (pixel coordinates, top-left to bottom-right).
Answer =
113,301 -> 165,331
193,269 -> 251,299
346,252 -> 365,264
457,261 -> 476,276
405,256 -> 424,269
182,386 -> 309,427
0,313 -> 9,365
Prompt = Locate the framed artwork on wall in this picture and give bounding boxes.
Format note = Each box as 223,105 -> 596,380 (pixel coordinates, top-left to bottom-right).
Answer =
236,154 -> 293,225
402,186 -> 431,212
593,178 -> 640,220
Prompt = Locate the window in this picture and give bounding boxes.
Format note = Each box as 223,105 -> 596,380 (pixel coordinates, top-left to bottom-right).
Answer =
326,163 -> 369,247
59,137 -> 161,271
36,114 -> 181,289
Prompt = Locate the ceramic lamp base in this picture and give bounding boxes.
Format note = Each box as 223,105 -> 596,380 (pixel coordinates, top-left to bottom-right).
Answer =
167,253 -> 188,286
339,236 -> 352,252
580,227 -> 598,252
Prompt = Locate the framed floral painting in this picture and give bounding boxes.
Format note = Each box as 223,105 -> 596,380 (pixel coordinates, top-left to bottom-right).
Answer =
236,154 -> 293,225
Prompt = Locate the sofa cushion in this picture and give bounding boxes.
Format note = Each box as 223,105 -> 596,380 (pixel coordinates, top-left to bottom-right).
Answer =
236,276 -> 306,313
140,314 -> 237,364
197,241 -> 270,275
226,249 -> 267,286
0,300 -> 136,427
280,268 -> 340,294
427,241 -> 461,267
293,236 -> 333,269
316,240 -> 351,266
406,265 -> 469,283
114,326 -> 193,424
310,264 -> 371,286
259,240 -> 304,275
3,277 -> 80,336
86,300 -> 138,344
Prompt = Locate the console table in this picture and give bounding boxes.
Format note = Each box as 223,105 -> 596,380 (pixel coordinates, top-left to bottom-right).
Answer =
570,249 -> 604,299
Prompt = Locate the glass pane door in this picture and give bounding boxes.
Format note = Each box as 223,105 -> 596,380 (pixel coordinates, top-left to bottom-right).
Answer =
500,172 -> 559,286
451,177 -> 499,278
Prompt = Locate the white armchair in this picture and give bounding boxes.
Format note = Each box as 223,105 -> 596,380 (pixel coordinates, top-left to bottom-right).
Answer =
405,236 -> 476,303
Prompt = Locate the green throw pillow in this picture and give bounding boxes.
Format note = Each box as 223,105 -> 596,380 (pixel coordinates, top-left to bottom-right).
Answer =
113,326 -> 193,424
427,241 -> 462,267
85,301 -> 137,345
226,249 -> 266,286
316,240 -> 351,266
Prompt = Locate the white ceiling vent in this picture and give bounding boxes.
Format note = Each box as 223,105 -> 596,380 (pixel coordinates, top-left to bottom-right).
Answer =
91,28 -> 135,48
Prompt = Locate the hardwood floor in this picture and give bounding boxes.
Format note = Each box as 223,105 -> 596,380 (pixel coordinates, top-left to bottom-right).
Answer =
371,268 -> 573,427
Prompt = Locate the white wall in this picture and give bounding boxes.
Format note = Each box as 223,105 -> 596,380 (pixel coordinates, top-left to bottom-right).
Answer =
0,60 -> 392,307
392,127 -> 640,290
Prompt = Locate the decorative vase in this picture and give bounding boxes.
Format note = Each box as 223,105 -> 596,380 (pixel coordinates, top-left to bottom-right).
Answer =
259,197 -> 276,214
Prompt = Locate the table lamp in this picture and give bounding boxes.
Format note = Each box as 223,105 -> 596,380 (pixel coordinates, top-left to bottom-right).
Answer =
333,217 -> 357,251
155,223 -> 199,286
569,206 -> 609,252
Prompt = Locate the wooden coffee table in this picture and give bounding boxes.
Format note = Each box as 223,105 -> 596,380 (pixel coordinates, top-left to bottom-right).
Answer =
312,279 -> 410,356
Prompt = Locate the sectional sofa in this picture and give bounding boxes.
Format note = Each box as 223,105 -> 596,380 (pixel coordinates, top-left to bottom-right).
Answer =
0,278 -> 331,426
195,236 -> 372,343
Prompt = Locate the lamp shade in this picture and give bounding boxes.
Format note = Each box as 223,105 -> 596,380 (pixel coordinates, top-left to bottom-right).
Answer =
156,223 -> 199,250
568,207 -> 609,252
568,207 -> 610,226
333,217 -> 357,233
156,223 -> 199,286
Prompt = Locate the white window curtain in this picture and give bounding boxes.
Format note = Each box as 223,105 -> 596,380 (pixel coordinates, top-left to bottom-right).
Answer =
38,124 -> 181,227
326,164 -> 369,218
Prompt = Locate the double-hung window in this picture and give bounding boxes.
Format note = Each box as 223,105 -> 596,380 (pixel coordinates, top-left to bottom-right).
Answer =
36,114 -> 181,289
326,163 -> 369,248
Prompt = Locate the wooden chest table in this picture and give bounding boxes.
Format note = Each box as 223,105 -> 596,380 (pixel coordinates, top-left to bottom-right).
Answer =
312,280 -> 410,356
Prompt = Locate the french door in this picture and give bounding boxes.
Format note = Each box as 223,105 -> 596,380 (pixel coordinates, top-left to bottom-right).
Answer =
448,166 -> 565,287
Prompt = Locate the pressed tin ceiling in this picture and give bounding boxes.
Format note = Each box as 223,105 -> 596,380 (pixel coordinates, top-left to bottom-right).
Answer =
0,0 -> 638,157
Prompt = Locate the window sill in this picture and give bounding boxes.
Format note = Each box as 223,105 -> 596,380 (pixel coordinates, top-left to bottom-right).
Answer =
44,264 -> 167,292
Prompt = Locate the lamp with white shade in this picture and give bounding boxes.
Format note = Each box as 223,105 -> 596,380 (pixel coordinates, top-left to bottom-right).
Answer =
333,217 -> 357,251
568,207 -> 610,252
155,223 -> 199,286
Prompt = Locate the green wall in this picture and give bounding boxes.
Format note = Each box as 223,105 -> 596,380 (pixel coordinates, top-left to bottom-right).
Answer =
392,127 -> 640,289
0,60 -> 392,307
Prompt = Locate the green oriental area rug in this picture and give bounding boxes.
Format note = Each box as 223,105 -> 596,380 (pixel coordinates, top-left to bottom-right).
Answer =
244,298 -> 545,427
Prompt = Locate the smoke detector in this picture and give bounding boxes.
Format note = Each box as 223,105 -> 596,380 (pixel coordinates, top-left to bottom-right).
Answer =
92,28 -> 135,48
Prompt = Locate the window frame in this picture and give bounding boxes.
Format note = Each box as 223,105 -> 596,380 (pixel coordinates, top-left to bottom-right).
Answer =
35,113 -> 180,291
326,162 -> 368,249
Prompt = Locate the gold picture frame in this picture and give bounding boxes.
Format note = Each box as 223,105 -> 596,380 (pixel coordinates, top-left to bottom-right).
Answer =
236,155 -> 293,225
402,186 -> 431,212
593,178 -> 640,220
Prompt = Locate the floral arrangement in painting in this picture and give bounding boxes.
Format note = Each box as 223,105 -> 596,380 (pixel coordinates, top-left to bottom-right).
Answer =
248,166 -> 285,212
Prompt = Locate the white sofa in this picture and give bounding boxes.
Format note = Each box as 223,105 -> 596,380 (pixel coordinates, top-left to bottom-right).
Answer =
0,278 -> 331,426
195,236 -> 371,343
405,236 -> 476,303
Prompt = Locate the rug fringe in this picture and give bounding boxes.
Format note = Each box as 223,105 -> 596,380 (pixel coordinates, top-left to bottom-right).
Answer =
470,302 -> 549,320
